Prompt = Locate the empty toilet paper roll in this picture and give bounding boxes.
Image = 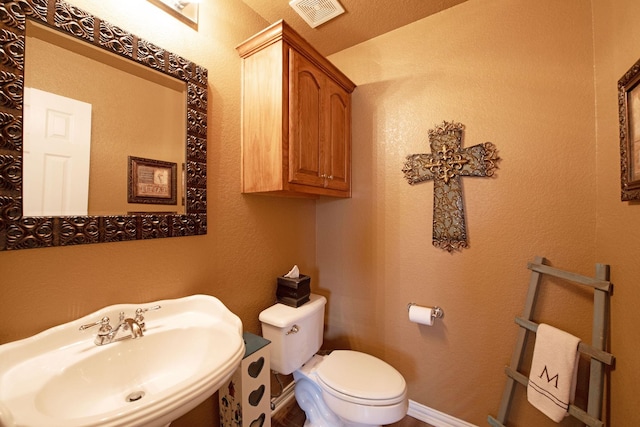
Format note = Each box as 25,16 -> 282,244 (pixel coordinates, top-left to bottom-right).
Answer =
408,305 -> 434,326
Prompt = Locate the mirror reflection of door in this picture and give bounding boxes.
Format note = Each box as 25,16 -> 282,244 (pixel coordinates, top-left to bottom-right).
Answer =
23,87 -> 92,216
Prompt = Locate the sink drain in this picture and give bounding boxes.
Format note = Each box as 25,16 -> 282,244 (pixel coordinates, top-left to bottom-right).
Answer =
126,391 -> 145,402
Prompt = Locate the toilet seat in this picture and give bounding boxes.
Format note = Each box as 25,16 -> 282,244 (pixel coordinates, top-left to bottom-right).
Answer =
315,350 -> 406,406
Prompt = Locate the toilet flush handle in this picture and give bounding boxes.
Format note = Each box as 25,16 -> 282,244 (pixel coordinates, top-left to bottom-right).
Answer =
286,324 -> 299,335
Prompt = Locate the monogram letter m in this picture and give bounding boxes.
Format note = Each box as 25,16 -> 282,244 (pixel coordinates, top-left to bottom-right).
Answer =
539,365 -> 559,388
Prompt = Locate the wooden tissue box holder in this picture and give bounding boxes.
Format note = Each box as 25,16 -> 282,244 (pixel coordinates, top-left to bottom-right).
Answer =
276,274 -> 310,307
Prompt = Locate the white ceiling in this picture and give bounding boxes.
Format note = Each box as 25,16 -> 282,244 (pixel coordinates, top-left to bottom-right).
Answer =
240,0 -> 469,56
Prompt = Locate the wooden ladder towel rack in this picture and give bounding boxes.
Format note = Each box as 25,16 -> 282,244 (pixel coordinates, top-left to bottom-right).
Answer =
488,256 -> 615,427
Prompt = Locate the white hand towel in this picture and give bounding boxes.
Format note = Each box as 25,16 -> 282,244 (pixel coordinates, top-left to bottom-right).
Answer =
527,323 -> 581,422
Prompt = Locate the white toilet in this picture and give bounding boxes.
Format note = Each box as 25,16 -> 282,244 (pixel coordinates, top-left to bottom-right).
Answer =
259,294 -> 408,427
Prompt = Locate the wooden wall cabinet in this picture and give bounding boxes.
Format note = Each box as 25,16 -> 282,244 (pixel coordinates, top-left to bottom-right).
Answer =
237,21 -> 356,198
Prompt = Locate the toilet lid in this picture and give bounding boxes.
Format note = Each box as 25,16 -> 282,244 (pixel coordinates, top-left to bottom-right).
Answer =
316,350 -> 406,405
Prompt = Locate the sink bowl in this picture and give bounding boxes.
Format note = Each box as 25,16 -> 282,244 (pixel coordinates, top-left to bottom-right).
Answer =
0,295 -> 244,427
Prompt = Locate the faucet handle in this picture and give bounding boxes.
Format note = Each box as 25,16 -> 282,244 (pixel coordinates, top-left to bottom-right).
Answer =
134,305 -> 161,330
135,305 -> 161,319
79,316 -> 112,334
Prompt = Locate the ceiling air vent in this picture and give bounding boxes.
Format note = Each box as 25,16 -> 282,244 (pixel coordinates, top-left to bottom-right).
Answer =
289,0 -> 345,28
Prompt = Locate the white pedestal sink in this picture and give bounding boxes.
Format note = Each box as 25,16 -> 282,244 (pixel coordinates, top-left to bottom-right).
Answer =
0,295 -> 245,427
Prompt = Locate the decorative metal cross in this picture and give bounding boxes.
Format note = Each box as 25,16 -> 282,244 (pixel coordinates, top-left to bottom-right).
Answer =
402,121 -> 500,252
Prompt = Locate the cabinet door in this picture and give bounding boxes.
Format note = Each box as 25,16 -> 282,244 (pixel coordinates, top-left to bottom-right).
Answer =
289,49 -> 324,188
289,50 -> 351,193
323,79 -> 350,192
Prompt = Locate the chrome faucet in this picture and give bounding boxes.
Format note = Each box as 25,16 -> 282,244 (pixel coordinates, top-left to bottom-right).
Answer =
124,317 -> 143,339
79,305 -> 161,346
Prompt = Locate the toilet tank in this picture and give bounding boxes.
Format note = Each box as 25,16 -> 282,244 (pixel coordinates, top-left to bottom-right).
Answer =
259,294 -> 326,375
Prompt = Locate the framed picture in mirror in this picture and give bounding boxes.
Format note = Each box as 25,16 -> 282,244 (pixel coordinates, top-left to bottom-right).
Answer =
128,157 -> 178,205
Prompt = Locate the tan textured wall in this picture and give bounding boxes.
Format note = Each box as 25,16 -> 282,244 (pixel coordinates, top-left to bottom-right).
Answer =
325,1 -> 602,425
592,0 -> 640,425
0,1 -> 310,426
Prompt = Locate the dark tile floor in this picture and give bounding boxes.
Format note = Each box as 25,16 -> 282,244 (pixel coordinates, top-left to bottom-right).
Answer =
271,398 -> 433,427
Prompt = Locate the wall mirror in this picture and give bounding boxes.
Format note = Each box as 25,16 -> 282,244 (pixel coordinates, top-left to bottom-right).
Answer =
0,0 -> 208,250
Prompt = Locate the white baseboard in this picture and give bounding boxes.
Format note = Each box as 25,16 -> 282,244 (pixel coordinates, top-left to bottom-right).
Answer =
407,400 -> 478,427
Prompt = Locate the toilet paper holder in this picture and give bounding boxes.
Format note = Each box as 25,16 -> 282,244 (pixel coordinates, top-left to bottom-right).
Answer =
407,303 -> 444,320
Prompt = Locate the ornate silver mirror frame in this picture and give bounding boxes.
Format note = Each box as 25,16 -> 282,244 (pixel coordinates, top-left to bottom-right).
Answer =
0,0 -> 207,250
618,56 -> 640,201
